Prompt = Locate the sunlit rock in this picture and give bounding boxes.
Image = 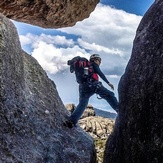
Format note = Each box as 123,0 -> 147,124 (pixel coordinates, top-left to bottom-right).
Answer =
0,0 -> 99,28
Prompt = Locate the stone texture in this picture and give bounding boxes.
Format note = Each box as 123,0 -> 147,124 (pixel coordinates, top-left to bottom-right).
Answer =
65,104 -> 95,119
0,14 -> 96,163
79,116 -> 114,139
65,104 -> 115,139
103,0 -> 163,162
79,116 -> 114,163
0,0 -> 99,28
65,104 -> 115,163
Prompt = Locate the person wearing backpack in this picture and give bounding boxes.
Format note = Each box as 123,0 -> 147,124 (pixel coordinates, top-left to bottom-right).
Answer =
64,54 -> 118,128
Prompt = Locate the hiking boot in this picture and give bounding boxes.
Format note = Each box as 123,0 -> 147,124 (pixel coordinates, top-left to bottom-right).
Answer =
63,120 -> 74,128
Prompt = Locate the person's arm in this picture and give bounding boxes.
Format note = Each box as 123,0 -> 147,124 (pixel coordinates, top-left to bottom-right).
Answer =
93,62 -> 114,90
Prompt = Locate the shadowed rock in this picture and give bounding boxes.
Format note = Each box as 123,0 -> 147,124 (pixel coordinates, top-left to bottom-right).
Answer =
103,0 -> 163,162
0,0 -> 99,28
0,14 -> 96,163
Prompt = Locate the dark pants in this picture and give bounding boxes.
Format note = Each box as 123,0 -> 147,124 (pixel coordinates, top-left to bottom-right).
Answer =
70,82 -> 118,125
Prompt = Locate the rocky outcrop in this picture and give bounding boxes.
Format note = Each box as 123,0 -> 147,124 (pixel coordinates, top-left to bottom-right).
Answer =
79,116 -> 114,139
0,0 -> 99,28
0,14 -> 96,163
65,104 -> 114,139
103,0 -> 163,162
65,104 -> 115,163
65,104 -> 96,119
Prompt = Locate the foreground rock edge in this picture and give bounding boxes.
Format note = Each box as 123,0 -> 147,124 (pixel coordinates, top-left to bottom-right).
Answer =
0,13 -> 96,163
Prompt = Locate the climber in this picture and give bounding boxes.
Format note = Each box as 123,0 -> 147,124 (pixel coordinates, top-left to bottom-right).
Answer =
64,54 -> 118,128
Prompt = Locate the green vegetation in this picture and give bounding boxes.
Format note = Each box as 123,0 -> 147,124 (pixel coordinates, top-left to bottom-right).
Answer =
94,138 -> 107,163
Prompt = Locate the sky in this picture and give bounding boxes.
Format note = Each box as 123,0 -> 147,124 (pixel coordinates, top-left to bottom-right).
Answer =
13,0 -> 154,112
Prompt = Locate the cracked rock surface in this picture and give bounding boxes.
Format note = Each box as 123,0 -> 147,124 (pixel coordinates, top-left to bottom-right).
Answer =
0,0 -> 99,28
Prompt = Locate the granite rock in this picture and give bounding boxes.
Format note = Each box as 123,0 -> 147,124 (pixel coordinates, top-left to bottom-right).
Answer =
65,104 -> 115,139
0,14 -> 96,163
65,104 -> 96,119
0,0 -> 99,28
103,1 -> 163,162
79,116 -> 114,139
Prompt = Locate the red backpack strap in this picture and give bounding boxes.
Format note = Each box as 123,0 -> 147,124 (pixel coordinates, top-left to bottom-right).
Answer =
92,73 -> 99,81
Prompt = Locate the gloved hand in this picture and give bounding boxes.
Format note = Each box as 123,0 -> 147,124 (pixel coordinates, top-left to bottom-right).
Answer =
108,83 -> 114,90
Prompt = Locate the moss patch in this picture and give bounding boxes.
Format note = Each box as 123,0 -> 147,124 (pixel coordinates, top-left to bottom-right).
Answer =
94,138 -> 107,163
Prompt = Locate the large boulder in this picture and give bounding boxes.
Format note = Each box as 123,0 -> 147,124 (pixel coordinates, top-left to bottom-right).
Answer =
103,0 -> 163,162
65,104 -> 96,119
65,104 -> 114,139
0,0 -> 99,28
0,13 -> 96,163
79,116 -> 114,139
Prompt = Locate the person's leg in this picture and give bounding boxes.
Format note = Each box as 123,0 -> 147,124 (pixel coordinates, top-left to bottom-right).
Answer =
69,84 -> 94,125
69,96 -> 89,125
96,85 -> 118,112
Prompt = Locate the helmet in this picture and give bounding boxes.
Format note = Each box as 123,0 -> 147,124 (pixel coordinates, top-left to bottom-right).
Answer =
90,54 -> 101,61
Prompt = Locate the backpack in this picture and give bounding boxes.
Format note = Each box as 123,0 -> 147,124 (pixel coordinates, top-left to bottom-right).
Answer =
67,56 -> 98,84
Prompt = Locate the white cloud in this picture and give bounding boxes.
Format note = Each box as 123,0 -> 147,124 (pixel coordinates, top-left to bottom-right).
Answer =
31,41 -> 90,74
58,4 -> 142,58
19,4 -> 141,76
16,3 -> 142,108
77,38 -> 124,56
108,75 -> 119,79
20,33 -> 74,48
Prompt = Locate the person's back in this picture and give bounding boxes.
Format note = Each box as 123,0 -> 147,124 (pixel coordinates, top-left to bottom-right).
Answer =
67,56 -> 99,84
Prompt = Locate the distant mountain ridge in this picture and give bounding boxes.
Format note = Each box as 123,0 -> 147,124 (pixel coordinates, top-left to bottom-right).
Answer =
94,108 -> 117,119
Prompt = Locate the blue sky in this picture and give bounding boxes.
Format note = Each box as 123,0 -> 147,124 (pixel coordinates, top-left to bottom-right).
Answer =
101,0 -> 154,15
13,0 -> 154,112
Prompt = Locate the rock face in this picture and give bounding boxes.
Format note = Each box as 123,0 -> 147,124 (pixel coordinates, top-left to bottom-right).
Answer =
0,0 -> 99,28
103,1 -> 163,163
65,104 -> 96,119
0,14 -> 96,163
65,104 -> 114,139
79,116 -> 114,139
65,104 -> 115,163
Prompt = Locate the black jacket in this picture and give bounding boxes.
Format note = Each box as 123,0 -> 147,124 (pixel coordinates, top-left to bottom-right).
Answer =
91,62 -> 110,84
